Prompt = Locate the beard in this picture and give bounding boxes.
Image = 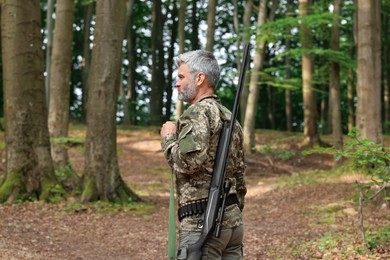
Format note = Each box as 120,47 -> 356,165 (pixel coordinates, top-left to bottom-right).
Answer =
178,79 -> 197,102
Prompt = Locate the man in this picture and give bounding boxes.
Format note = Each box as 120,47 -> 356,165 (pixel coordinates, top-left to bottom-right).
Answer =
160,50 -> 247,260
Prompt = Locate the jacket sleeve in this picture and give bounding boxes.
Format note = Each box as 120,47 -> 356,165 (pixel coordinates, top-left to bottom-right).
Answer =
161,112 -> 212,175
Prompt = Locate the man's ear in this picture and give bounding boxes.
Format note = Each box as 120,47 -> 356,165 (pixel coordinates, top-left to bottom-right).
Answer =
196,72 -> 206,86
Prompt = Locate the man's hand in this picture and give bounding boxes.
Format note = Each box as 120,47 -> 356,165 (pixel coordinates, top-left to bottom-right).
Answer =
160,121 -> 176,138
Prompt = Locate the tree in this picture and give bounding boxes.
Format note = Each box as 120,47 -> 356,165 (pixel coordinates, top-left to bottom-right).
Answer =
81,0 -> 140,202
125,0 -> 137,125
285,0 -> 295,132
175,0 -> 187,119
165,0 -> 178,122
120,0 -> 135,128
299,0 -> 319,147
243,0 -> 268,153
150,0 -> 165,125
0,0 -> 62,203
45,0 -> 55,104
329,0 -> 343,156
383,3 -> 390,133
48,0 -> 75,170
81,2 -> 94,123
356,0 -> 382,144
205,0 -> 217,52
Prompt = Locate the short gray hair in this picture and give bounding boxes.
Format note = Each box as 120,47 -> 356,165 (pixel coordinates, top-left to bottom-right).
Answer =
175,50 -> 220,88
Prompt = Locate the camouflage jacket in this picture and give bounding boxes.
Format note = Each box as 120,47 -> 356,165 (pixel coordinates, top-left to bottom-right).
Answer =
161,95 -> 247,231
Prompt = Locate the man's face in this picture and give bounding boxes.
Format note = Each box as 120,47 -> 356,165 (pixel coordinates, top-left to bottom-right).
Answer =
176,63 -> 197,103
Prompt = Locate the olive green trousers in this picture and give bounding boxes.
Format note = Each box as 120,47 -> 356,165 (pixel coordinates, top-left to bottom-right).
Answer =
177,225 -> 244,260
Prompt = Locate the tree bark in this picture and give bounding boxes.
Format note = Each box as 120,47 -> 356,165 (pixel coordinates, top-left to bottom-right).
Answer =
356,0 -> 382,144
175,0 -> 186,119
0,0 -> 62,203
120,0 -> 135,128
299,0 -> 319,147
238,0 -> 252,125
243,0 -> 268,153
285,0 -> 294,132
81,2 -> 94,123
126,0 -> 137,125
165,1 -> 178,122
150,0 -> 165,125
191,0 -> 200,50
330,0 -> 343,165
205,0 -> 217,52
48,0 -> 75,170
82,0 -> 141,202
45,0 -> 55,105
383,10 -> 390,133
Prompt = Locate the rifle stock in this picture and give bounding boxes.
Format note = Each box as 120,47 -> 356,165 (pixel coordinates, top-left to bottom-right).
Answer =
186,44 -> 251,260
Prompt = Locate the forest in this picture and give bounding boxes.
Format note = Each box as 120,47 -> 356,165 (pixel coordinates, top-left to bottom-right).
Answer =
0,0 -> 389,259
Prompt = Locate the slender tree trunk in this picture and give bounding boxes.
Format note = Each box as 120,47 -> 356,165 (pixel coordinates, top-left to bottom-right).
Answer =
150,0 -> 165,125
356,0 -> 382,144
120,0 -> 135,128
383,11 -> 390,133
45,0 -> 55,105
285,0 -> 294,132
205,0 -> 217,52
347,62 -> 355,133
0,0 -> 62,203
165,1 -> 178,121
81,3 -> 94,123
330,0 -> 343,166
127,1 -> 137,125
191,0 -> 200,50
175,0 -> 186,119
239,0 -> 253,125
48,0 -> 75,170
299,0 -> 319,147
82,0 -> 141,202
243,0 -> 268,153
347,1 -> 357,133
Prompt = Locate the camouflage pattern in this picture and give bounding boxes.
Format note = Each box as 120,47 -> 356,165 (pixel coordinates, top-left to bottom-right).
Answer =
161,95 -> 247,231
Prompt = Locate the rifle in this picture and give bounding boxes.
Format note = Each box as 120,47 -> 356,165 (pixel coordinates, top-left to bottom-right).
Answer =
186,44 -> 251,260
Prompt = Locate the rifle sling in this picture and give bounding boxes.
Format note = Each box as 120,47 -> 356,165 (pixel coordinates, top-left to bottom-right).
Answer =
178,194 -> 239,222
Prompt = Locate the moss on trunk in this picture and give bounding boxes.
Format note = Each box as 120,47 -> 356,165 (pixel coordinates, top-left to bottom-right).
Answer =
0,172 -> 24,203
81,175 -> 143,203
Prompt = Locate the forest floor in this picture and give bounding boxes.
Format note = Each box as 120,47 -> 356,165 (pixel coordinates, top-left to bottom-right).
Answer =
0,127 -> 389,260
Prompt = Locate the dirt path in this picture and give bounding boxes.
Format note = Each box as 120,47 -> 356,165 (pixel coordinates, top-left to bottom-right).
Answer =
0,131 -> 388,259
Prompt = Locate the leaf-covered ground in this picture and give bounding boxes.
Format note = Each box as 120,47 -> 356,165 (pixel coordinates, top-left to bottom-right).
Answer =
0,128 -> 389,259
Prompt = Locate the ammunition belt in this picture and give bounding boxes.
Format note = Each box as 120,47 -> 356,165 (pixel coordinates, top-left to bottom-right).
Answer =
177,194 -> 239,222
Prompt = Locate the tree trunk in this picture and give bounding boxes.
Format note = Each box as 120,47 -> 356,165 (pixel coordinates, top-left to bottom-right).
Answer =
243,0 -> 268,153
48,0 -> 75,170
82,0 -> 141,202
330,0 -> 343,165
347,1 -> 357,134
191,0 -> 200,50
165,1 -> 178,122
299,0 -> 319,147
356,0 -> 382,144
121,0 -> 135,128
0,0 -> 62,203
150,0 -> 165,126
81,3 -> 94,123
175,0 -> 186,119
383,10 -> 390,133
205,0 -> 217,52
45,0 -> 55,105
127,0 -> 137,125
238,0 -> 252,125
285,0 -> 294,132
